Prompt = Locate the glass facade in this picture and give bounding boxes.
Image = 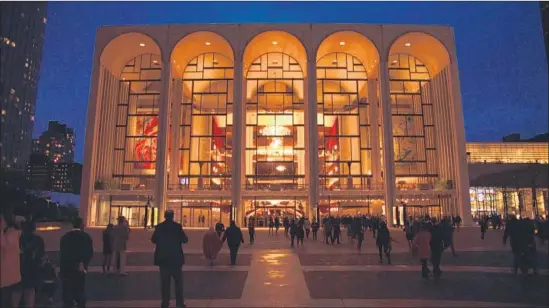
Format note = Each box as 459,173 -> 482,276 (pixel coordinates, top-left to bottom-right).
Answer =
113,54 -> 162,187
316,52 -> 372,190
389,54 -> 438,185
177,52 -> 234,190
245,52 -> 306,190
470,187 -> 548,218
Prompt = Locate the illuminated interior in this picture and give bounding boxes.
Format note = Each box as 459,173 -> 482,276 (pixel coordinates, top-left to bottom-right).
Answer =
470,187 -> 547,218
244,32 -> 307,190
171,32 -> 235,190
466,143 -> 549,164
114,53 -> 162,179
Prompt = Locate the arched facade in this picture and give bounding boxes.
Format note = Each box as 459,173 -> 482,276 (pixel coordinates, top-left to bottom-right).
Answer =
81,24 -> 471,228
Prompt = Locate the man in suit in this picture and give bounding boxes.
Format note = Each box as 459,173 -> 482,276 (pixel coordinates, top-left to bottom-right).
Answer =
59,217 -> 93,308
152,210 -> 188,308
221,220 -> 244,265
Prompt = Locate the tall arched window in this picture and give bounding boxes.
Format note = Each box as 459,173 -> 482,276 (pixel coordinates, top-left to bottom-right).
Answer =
317,52 -> 371,189
178,52 -> 234,189
113,54 -> 162,185
389,54 -> 438,183
245,52 -> 305,190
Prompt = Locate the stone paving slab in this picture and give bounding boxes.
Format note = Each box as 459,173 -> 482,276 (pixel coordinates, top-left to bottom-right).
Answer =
304,271 -> 548,306
298,251 -> 549,268
51,271 -> 248,301
45,251 -> 253,266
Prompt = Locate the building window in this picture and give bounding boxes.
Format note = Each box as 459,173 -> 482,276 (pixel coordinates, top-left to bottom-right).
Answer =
177,52 -> 233,190
245,52 -> 305,190
113,54 -> 162,181
389,54 -> 438,182
317,52 -> 372,189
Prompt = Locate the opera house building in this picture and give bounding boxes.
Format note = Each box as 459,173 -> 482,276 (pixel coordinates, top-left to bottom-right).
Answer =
80,23 -> 473,228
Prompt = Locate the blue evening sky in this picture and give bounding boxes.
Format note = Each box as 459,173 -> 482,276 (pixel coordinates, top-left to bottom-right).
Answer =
34,1 -> 548,163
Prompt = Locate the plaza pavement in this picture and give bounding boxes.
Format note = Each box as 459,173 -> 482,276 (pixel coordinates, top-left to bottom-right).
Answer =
37,226 -> 548,307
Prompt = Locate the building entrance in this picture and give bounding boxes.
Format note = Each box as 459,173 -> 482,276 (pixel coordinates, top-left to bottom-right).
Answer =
244,199 -> 307,227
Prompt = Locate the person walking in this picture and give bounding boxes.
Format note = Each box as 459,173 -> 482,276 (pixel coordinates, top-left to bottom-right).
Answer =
289,220 -> 298,248
112,216 -> 129,276
102,224 -> 114,274
356,227 -> 364,252
480,216 -> 488,240
268,217 -> 274,235
376,221 -> 392,264
311,219 -> 319,240
304,217 -> 311,239
215,220 -> 225,238
248,216 -> 256,245
202,227 -> 222,266
324,218 -> 332,244
274,216 -> 281,235
413,223 -> 432,279
296,219 -> 305,247
20,220 -> 45,307
221,220 -> 244,265
1,210 -> 23,308
151,210 -> 188,308
59,217 -> 93,308
442,218 -> 457,257
404,220 -> 415,251
429,218 -> 445,279
332,218 -> 341,244
283,216 -> 290,237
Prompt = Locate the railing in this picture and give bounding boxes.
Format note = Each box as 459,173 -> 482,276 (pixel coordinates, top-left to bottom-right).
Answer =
243,183 -> 308,191
319,183 -> 385,191
168,183 -> 231,191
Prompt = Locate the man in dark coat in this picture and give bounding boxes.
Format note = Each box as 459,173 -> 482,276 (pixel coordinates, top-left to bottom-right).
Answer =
429,218 -> 445,278
151,210 -> 188,308
222,220 -> 244,265
59,217 -> 93,308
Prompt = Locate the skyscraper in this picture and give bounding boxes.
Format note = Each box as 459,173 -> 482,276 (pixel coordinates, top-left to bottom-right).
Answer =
0,2 -> 47,171
33,121 -> 75,164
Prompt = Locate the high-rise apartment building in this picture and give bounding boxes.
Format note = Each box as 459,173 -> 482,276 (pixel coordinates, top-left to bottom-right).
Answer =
1,2 -> 48,171
33,121 -> 75,163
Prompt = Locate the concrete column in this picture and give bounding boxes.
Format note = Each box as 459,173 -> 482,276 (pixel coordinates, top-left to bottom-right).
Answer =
232,56 -> 243,225
154,59 -> 171,216
379,59 -> 395,226
368,78 -> 381,187
80,60 -> 103,226
307,58 -> 318,216
169,79 -> 182,188
449,59 -> 472,226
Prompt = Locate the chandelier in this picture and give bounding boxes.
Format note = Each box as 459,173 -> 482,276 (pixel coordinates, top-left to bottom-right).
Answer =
260,125 -> 291,136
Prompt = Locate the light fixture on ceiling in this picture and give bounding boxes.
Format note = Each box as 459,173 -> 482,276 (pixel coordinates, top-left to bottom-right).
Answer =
392,60 -> 398,64
153,60 -> 159,64
332,59 -> 337,64
213,60 -> 218,65
272,60 -> 278,64
139,43 -> 146,47
272,41 -> 278,45
205,41 -> 211,46
404,42 -> 411,47
339,41 -> 345,46
276,165 -> 286,172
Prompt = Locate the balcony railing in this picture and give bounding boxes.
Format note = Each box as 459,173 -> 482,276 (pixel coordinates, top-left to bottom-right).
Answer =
168,183 -> 231,191
243,183 -> 308,191
319,183 -> 385,191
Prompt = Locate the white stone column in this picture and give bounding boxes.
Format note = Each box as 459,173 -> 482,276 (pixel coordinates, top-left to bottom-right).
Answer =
449,59 -> 472,226
232,55 -> 243,225
154,58 -> 171,216
379,59 -> 395,226
368,78 -> 381,188
80,59 -> 103,226
169,79 -> 182,188
307,58 -> 319,218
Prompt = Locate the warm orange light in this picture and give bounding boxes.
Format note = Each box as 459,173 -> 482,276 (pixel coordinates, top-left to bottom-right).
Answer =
339,41 -> 345,46
139,43 -> 146,47
272,41 -> 278,45
404,42 -> 411,47
205,41 -> 211,46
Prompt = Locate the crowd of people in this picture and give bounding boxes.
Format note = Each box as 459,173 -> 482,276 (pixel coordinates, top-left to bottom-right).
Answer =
2,204 -> 548,308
